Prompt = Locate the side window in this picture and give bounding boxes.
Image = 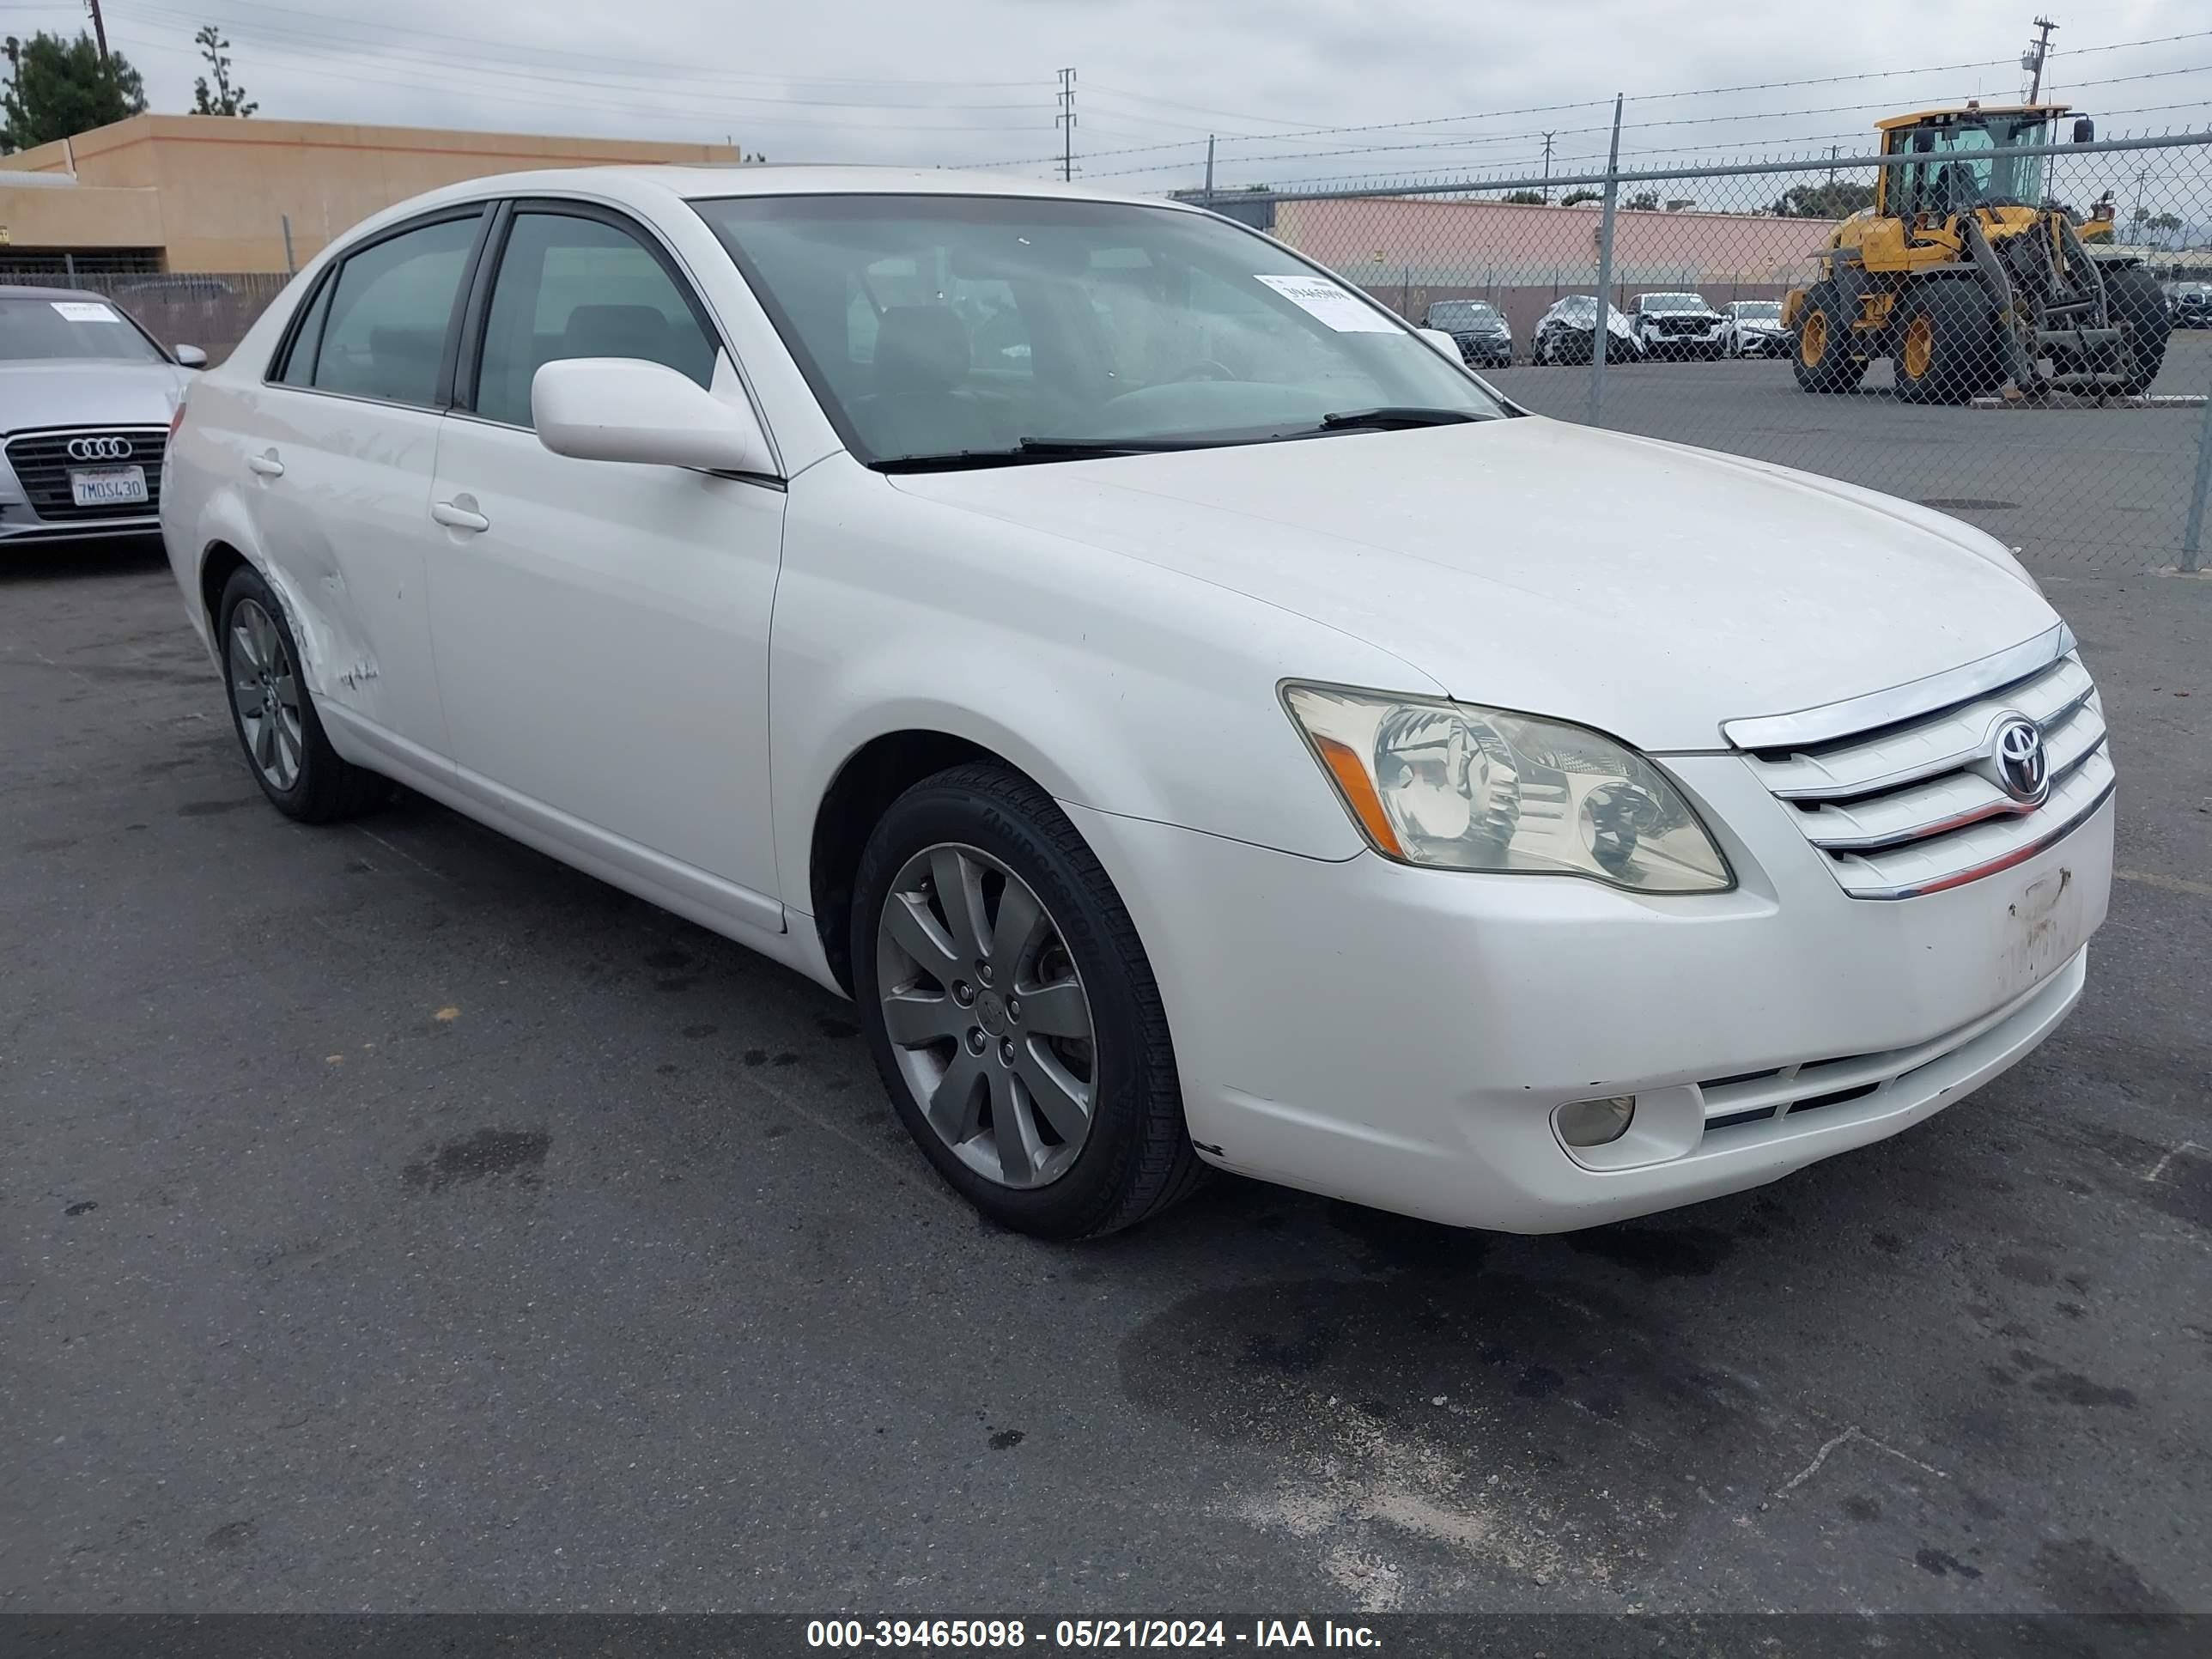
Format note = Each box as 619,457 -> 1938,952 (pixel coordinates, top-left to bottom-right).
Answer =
274,273 -> 334,386
473,211 -> 717,428
310,214 -> 479,405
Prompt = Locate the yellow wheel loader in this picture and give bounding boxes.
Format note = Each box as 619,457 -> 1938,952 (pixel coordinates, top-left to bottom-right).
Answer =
1783,104 -> 2171,403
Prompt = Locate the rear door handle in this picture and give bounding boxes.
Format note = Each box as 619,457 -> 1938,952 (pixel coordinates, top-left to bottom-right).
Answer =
247,452 -> 284,477
431,500 -> 489,532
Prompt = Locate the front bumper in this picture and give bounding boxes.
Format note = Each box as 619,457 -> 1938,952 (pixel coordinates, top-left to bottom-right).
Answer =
1066,763 -> 2111,1233
1453,334 -> 1513,365
0,512 -> 162,544
1736,330 -> 1790,356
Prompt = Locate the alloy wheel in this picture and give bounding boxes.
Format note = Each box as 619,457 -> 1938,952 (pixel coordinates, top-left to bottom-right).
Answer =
874,842 -> 1097,1189
227,597 -> 303,791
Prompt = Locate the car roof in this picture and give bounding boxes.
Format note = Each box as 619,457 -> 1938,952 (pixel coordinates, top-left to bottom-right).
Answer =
398,163 -> 1200,217
0,284 -> 110,302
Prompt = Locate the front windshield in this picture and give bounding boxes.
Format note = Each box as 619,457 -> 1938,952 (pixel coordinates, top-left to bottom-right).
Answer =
1643,294 -> 1704,312
0,296 -> 166,364
1432,302 -> 1498,325
1735,301 -> 1782,319
1895,115 -> 2052,212
696,194 -> 1504,466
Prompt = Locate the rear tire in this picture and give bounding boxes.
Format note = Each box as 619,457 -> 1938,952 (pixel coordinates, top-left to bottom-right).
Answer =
1791,283 -> 1866,393
2102,264 -> 2172,395
216,564 -> 391,823
850,763 -> 1206,1241
1893,280 -> 2003,405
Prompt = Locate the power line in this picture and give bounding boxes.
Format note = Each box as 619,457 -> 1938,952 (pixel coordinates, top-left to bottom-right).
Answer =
974,31 -> 2212,174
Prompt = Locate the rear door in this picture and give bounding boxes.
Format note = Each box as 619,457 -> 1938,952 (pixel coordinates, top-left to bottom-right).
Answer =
247,206 -> 489,766
422,200 -> 786,916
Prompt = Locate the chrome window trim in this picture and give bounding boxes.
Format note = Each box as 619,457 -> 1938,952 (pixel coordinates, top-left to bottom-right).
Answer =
1722,621 -> 2075,751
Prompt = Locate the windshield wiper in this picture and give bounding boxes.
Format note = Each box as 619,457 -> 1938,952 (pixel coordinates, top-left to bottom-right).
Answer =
1314,406 -> 1488,433
874,436 -> 1214,473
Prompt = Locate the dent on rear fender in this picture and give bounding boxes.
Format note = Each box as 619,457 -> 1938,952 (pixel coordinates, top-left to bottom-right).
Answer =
199,489 -> 384,711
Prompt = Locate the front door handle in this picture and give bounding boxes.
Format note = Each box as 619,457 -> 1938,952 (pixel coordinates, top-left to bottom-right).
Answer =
432,500 -> 489,533
247,451 -> 284,477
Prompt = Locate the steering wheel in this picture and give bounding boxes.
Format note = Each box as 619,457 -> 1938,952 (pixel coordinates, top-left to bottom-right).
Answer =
1167,358 -> 1239,383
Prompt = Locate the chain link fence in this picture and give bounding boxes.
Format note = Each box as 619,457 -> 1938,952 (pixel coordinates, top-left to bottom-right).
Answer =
1211,130 -> 2212,573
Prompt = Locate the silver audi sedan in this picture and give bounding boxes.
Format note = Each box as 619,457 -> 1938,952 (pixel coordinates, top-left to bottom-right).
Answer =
0,285 -> 205,548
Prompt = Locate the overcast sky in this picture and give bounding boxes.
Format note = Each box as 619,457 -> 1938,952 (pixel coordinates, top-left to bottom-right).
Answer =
4,0 -> 2207,190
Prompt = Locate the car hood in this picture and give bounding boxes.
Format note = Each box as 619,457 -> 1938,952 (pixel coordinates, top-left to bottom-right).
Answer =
0,360 -> 190,435
890,418 -> 2055,751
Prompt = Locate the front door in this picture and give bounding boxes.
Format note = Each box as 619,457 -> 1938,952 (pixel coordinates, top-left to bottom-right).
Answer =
423,204 -> 785,915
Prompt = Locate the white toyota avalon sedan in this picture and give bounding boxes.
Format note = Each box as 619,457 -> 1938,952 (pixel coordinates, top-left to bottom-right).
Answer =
160,167 -> 2112,1240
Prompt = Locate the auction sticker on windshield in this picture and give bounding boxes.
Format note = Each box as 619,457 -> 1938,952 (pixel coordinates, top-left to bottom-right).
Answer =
50,301 -> 121,323
1252,274 -> 1398,332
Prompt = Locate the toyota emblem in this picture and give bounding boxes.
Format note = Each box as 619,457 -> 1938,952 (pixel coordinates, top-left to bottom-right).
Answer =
1992,715 -> 2049,805
66,435 -> 132,462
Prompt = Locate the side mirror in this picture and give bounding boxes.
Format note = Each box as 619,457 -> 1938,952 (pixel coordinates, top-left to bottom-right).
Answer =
2072,117 -> 2095,143
532,357 -> 772,474
174,343 -> 208,368
1415,327 -> 1462,362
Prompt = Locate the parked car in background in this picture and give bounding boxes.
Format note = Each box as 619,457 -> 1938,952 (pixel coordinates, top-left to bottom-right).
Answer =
1422,298 -> 1513,367
1534,295 -> 1639,365
166,167 -> 2112,1243
2168,282 -> 2211,328
1631,291 -> 1728,359
0,285 -> 205,548
1721,299 -> 1790,357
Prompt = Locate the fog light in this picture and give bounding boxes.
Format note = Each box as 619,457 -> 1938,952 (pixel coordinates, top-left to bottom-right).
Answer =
1557,1095 -> 1635,1148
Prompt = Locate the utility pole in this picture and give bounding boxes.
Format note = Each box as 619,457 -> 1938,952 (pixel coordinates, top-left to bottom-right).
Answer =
1588,93 -> 1624,426
1203,133 -> 1215,204
1055,67 -> 1077,182
1540,131 -> 1555,203
2023,15 -> 2057,102
85,0 -> 107,62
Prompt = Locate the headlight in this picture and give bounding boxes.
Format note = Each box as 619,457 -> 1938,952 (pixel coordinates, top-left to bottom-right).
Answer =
1282,683 -> 1732,892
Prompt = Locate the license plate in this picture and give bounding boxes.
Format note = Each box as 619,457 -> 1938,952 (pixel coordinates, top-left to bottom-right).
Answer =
69,465 -> 149,507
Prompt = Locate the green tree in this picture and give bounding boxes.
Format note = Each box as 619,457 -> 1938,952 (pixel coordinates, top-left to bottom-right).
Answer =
191,24 -> 255,118
1625,190 -> 1660,210
2,31 -> 147,151
2148,211 -> 2183,248
1772,180 -> 1875,218
1559,187 -> 1601,206
1500,189 -> 1546,204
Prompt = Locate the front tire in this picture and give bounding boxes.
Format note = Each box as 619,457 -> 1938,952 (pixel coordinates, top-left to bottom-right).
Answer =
216,564 -> 389,822
1893,280 -> 2003,404
851,763 -> 1206,1240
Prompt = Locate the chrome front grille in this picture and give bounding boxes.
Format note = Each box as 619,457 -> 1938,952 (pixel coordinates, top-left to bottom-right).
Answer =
3,426 -> 167,522
1735,641 -> 2114,901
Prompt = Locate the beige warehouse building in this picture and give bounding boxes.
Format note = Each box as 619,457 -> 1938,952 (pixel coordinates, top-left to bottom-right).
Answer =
0,112 -> 739,274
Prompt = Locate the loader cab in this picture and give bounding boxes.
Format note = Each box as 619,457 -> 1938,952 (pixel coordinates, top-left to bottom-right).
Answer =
1878,106 -> 2063,219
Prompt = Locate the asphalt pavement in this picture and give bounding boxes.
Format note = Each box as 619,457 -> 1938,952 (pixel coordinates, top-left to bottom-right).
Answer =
3,532 -> 2208,1617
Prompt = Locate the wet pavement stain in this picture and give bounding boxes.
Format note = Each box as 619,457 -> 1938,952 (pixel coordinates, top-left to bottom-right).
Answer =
2027,1371 -> 2137,1408
177,799 -> 253,817
2033,1538 -> 2179,1613
1564,1223 -> 1735,1280
401,1127 -> 550,1193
